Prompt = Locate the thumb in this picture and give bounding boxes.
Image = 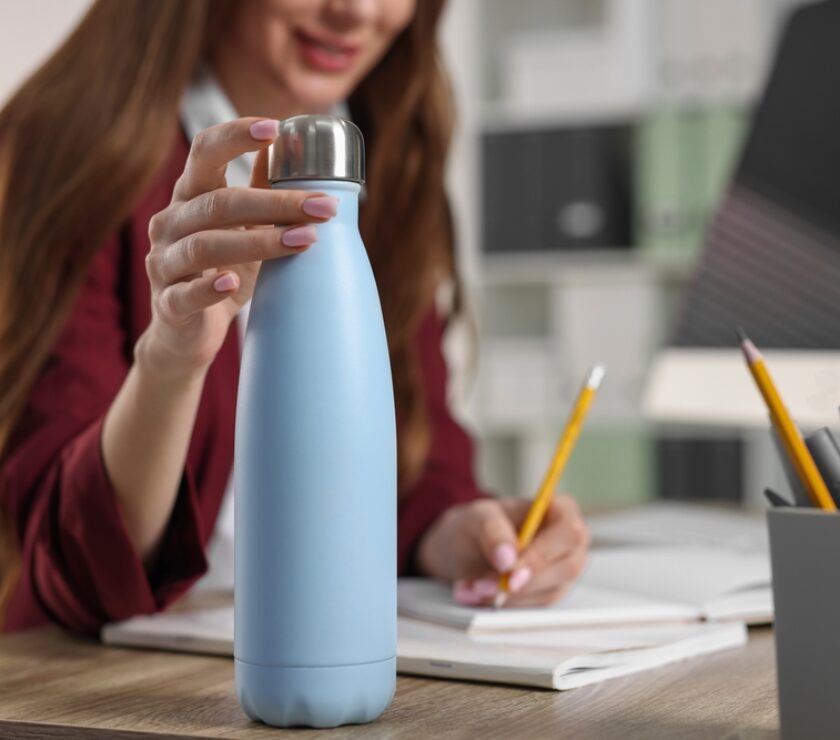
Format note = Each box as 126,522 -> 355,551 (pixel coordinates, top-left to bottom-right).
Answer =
472,501 -> 520,574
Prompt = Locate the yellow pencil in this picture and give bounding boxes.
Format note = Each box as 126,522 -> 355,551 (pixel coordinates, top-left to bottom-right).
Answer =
495,364 -> 605,608
737,329 -> 836,511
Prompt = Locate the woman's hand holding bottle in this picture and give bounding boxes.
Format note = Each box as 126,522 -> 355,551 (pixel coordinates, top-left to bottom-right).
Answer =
137,117 -> 338,379
103,118 -> 336,560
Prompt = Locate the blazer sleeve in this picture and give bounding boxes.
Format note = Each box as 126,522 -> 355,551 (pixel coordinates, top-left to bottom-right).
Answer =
1,234 -> 207,634
397,308 -> 490,574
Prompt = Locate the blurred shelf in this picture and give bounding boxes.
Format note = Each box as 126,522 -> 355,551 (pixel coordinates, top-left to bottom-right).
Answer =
476,414 -> 653,437
479,249 -> 699,286
479,94 -> 760,135
480,100 -> 646,133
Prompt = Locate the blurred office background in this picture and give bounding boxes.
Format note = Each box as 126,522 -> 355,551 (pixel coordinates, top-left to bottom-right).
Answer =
0,0 -> 826,508
441,0 -> 825,509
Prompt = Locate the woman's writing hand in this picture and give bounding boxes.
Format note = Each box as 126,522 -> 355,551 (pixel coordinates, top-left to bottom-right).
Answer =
415,495 -> 590,607
138,118 -> 337,378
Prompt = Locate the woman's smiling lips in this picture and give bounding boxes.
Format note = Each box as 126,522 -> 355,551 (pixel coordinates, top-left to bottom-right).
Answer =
294,29 -> 361,73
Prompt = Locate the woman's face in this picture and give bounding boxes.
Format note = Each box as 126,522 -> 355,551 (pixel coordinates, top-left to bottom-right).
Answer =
226,0 -> 416,111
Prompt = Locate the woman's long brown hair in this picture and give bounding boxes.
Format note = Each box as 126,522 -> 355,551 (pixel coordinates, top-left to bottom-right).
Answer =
0,0 -> 457,619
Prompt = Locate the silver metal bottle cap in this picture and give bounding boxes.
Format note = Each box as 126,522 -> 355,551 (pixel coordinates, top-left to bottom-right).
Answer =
268,115 -> 365,184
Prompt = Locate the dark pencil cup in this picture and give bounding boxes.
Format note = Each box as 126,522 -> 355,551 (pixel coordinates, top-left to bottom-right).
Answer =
768,508 -> 840,740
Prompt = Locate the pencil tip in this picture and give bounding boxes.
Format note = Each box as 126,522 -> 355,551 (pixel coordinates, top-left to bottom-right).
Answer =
493,592 -> 508,609
735,326 -> 748,344
737,329 -> 761,362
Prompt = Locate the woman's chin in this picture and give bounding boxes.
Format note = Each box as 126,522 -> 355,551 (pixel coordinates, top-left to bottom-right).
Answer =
282,69 -> 359,114
278,75 -> 351,113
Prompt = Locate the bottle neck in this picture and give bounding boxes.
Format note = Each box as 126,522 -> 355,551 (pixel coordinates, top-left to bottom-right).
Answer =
272,180 -> 360,222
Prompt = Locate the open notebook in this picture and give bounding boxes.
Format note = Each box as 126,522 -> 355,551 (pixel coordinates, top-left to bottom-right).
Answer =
586,502 -> 770,553
102,603 -> 746,691
102,545 -> 760,691
398,545 -> 772,631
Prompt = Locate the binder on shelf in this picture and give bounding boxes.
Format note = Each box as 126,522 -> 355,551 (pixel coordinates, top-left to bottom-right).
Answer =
482,126 -> 632,254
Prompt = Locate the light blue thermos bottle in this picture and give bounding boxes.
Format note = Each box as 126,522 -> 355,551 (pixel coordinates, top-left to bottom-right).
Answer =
234,115 -> 397,728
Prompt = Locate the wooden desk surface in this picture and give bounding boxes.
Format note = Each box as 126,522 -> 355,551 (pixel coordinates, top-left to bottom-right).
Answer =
0,625 -> 778,740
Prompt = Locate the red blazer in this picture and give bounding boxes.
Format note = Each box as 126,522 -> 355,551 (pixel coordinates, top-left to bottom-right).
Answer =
1,131 -> 485,633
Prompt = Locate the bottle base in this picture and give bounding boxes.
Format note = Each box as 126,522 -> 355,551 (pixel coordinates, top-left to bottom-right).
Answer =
235,657 -> 396,728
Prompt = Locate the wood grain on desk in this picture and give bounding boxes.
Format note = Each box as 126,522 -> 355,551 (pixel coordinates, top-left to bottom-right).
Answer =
0,625 -> 778,740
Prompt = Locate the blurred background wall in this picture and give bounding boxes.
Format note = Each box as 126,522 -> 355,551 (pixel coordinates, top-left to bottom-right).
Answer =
0,0 -> 823,508
0,1 -> 91,103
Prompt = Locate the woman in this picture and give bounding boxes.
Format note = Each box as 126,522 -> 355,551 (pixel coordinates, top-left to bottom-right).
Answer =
0,0 -> 589,633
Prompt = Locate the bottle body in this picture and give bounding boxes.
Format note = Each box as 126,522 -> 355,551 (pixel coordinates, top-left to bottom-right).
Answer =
234,181 -> 396,728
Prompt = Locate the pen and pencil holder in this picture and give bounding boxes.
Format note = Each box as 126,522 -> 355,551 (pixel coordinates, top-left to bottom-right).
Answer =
768,508 -> 840,740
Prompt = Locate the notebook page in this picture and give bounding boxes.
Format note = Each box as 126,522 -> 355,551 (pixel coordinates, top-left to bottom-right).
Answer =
397,578 -> 698,632
582,546 -> 771,608
587,503 -> 769,553
470,621 -> 740,651
397,617 -> 747,691
398,616 -> 629,690
101,606 -> 234,656
702,587 -> 774,623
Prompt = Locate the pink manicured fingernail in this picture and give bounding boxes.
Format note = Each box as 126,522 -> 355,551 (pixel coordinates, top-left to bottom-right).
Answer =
471,578 -> 499,598
453,581 -> 482,606
302,196 -> 338,218
492,544 -> 517,573
213,273 -> 238,292
282,224 -> 318,248
249,119 -> 279,140
508,567 -> 532,594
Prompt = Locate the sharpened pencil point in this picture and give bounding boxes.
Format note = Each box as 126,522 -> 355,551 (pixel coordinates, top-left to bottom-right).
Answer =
738,333 -> 761,363
735,326 -> 748,344
493,591 -> 508,609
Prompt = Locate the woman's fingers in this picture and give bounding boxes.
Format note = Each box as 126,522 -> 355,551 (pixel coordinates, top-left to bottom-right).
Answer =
470,495 -> 589,608
172,118 -> 279,202
468,500 -> 520,575
432,495 -> 591,608
511,495 -> 590,575
503,548 -> 589,608
503,496 -> 589,606
148,224 -> 318,284
152,188 -> 337,244
455,539 -> 589,608
453,577 -> 500,606
156,271 -> 242,326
